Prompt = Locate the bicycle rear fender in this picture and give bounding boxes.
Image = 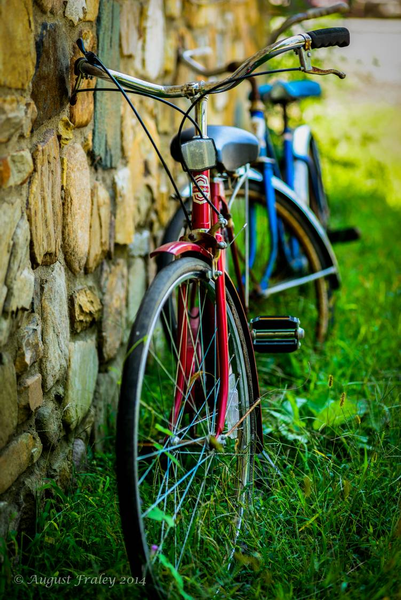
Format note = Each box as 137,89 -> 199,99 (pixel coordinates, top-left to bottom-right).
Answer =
292,124 -> 312,206
248,169 -> 340,290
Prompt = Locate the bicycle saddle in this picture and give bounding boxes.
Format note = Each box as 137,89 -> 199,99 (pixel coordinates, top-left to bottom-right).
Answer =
170,125 -> 259,172
258,80 -> 322,104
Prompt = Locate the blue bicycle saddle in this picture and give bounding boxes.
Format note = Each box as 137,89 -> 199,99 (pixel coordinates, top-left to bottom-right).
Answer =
170,125 -> 259,172
259,80 -> 322,103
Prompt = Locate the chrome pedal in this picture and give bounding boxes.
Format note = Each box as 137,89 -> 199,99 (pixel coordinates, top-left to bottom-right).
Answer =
250,316 -> 304,353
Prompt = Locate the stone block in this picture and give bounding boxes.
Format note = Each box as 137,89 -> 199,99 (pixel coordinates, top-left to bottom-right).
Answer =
69,287 -> 102,333
28,131 -> 62,267
0,315 -> 12,348
126,128 -> 146,204
31,23 -> 69,128
0,199 -> 21,314
143,0 -> 165,80
0,433 -> 42,495
48,441 -> 72,488
120,0 -> 140,57
0,501 -> 19,538
76,405 -> 95,443
69,29 -> 95,128
63,143 -> 91,274
62,339 -> 99,429
129,230 -> 150,258
165,0 -> 182,18
163,32 -> 178,76
93,0 -> 121,168
15,314 -> 44,375
101,260 -> 128,361
72,438 -> 87,469
127,257 -> 146,327
0,157 -> 11,188
0,97 -> 25,143
35,401 -> 62,447
0,0 -> 36,90
121,99 -> 142,159
18,374 -> 43,423
0,354 -> 18,451
137,113 -> 160,201
58,117 -> 75,147
86,181 -> 111,272
36,0 -> 64,14
135,184 -> 153,229
0,150 -> 34,188
92,358 -> 121,451
4,216 -> 34,314
65,0 -> 86,24
114,167 -> 135,245
23,100 -> 38,138
40,262 -> 70,392
83,0 -> 100,21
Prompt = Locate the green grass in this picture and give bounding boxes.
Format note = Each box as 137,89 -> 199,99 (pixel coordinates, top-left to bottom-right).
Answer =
1,102 -> 400,600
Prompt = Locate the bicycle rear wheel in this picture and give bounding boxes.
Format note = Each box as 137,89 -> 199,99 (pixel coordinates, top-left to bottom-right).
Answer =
117,257 -> 257,598
229,183 -> 332,343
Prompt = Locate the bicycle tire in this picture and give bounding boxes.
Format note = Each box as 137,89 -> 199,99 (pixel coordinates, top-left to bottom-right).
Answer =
117,256 -> 257,598
239,183 -> 332,343
307,134 -> 330,229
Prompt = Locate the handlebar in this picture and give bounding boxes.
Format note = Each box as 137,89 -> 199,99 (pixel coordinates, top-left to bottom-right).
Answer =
75,33 -> 313,99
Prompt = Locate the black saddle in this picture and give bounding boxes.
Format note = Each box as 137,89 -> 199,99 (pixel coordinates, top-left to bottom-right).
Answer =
170,125 -> 259,173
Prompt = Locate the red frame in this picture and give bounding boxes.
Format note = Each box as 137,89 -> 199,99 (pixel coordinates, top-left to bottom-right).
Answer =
152,170 -> 231,438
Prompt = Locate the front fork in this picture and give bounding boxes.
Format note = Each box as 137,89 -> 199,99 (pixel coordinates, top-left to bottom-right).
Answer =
172,175 -> 230,439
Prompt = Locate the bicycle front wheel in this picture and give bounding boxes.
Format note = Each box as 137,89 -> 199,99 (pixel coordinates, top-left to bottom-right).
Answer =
117,257 -> 257,598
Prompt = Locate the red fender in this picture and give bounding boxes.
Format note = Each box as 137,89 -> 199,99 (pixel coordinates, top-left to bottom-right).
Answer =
150,241 -> 213,261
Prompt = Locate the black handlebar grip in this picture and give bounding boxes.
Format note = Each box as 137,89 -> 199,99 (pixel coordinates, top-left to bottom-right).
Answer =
306,27 -> 350,49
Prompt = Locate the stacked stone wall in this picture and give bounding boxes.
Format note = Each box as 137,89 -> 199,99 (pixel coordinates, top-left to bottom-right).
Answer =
0,0 -> 267,534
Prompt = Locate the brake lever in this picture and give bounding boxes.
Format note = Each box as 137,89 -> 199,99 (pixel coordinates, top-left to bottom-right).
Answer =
306,65 -> 346,79
296,44 -> 346,79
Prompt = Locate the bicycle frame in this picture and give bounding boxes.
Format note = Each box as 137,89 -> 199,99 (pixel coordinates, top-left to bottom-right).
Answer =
249,95 -> 326,291
151,98 -> 234,439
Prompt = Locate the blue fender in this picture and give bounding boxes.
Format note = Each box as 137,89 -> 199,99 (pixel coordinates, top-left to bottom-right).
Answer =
292,124 -> 312,206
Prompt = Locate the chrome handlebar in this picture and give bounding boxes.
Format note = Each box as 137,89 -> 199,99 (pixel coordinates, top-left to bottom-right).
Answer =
74,34 -> 310,100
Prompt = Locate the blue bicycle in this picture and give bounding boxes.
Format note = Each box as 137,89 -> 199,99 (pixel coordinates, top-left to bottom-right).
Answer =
161,6 -> 357,342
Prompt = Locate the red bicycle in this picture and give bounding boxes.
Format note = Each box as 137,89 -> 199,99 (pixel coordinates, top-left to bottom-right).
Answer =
72,25 -> 349,598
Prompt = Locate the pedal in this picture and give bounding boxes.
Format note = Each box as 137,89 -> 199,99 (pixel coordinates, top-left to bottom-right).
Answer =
250,316 -> 304,353
328,227 -> 361,244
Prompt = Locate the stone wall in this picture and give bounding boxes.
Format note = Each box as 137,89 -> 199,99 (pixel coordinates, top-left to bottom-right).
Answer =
0,0 -> 267,534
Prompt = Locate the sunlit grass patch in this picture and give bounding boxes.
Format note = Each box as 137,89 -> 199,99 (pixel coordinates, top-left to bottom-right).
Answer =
1,100 -> 400,600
